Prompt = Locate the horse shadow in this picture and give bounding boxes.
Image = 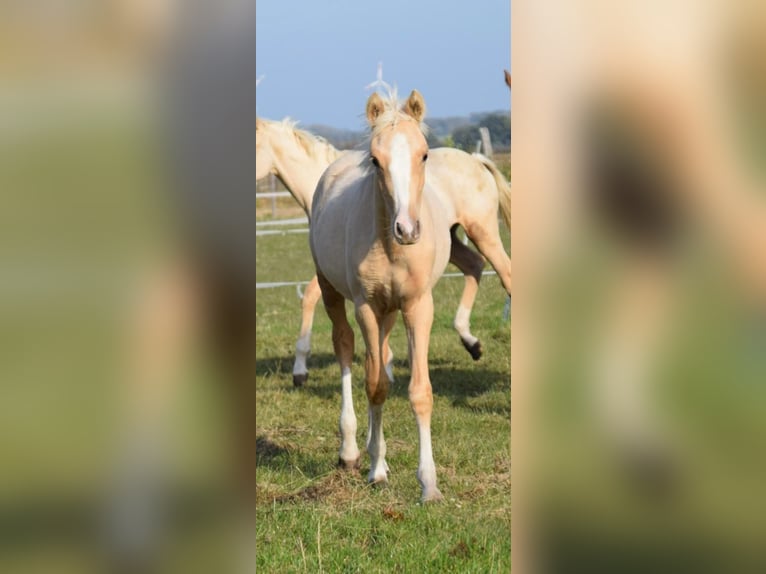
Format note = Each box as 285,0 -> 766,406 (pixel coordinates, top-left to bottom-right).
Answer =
255,436 -> 331,478
257,352 -> 510,415
255,354 -> 337,381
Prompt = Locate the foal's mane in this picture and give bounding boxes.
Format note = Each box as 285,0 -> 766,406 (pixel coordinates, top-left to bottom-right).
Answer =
368,88 -> 429,139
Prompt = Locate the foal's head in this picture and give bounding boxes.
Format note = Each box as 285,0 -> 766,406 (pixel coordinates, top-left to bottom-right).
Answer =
366,90 -> 429,245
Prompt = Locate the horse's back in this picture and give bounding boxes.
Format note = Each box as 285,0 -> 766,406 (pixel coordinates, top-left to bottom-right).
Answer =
427,148 -> 499,226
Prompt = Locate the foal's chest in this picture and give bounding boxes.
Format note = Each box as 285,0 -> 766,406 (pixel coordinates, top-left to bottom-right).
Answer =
357,247 -> 429,311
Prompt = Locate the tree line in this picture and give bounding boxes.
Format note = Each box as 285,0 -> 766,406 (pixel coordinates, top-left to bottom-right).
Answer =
308,110 -> 510,152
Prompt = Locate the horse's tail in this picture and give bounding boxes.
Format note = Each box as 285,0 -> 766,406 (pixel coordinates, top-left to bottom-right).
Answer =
473,153 -> 511,231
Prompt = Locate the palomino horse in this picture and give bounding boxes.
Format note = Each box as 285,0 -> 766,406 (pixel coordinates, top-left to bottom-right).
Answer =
310,90 -> 451,502
256,117 -> 511,386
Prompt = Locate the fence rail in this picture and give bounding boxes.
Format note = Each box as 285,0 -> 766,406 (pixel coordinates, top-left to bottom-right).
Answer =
255,191 -> 292,199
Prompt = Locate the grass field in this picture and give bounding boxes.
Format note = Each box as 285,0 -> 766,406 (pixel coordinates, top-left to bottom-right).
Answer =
255,212 -> 511,571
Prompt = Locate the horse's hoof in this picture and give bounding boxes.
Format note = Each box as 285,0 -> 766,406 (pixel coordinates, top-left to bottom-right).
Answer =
420,488 -> 444,504
368,477 -> 389,489
293,373 -> 308,387
337,457 -> 360,471
462,339 -> 483,361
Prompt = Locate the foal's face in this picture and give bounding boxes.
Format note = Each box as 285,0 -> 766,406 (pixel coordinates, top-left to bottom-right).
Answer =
370,121 -> 429,244
255,119 -> 275,180
367,91 -> 429,245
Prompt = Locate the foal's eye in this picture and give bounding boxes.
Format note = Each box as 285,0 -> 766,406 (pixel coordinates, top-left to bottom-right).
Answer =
371,157 -> 380,168
422,153 -> 428,162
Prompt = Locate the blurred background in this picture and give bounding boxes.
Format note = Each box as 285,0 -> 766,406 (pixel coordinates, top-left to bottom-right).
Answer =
513,1 -> 766,573
0,0 -> 253,572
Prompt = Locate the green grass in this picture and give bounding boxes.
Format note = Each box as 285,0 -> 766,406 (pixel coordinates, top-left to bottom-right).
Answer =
255,227 -> 511,572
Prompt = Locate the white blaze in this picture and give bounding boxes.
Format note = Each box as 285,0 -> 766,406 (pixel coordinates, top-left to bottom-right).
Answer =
388,133 -> 412,223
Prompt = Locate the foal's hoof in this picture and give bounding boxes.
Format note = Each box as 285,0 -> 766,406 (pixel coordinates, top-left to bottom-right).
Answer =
461,339 -> 483,361
368,478 -> 389,490
337,457 -> 360,471
293,373 -> 308,387
420,488 -> 444,504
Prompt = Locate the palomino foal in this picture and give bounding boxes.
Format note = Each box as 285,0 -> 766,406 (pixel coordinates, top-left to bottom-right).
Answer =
256,117 -> 511,386
310,90 -> 451,502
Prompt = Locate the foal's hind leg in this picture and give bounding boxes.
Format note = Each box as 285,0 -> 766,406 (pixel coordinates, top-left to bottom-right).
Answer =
317,273 -> 359,469
292,275 -> 321,387
466,221 -> 512,296
450,227 -> 486,360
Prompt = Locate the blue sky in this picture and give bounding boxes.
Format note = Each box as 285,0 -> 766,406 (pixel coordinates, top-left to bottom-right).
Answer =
256,0 -> 510,129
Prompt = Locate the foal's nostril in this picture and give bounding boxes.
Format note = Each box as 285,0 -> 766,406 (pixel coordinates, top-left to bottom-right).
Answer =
395,222 -> 403,237
414,220 -> 421,237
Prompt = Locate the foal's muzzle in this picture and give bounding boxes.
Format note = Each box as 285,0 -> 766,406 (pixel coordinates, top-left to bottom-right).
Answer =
393,218 -> 421,245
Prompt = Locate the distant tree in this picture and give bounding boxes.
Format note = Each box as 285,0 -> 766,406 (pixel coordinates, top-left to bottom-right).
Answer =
426,131 -> 443,148
452,125 -> 481,151
481,113 -> 511,149
442,135 -> 455,148
449,113 -> 510,152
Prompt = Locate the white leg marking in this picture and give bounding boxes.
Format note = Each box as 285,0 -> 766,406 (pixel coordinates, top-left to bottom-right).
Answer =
338,367 -> 359,464
384,346 -> 394,383
292,331 -> 312,376
367,404 -> 388,483
453,304 -> 478,347
415,418 -> 441,502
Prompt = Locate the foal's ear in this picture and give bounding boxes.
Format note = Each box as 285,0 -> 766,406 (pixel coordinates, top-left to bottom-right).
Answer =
366,92 -> 385,126
504,70 -> 512,89
403,90 -> 426,122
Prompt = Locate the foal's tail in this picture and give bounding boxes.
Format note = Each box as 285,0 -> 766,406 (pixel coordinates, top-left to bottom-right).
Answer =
473,153 -> 512,231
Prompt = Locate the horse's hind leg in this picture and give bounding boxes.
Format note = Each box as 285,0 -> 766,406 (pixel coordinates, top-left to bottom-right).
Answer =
467,222 -> 512,296
292,275 -> 321,387
317,273 -> 360,470
450,226 -> 486,360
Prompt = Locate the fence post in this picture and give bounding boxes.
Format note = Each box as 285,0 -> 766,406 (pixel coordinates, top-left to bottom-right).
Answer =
270,174 -> 277,218
479,127 -> 493,157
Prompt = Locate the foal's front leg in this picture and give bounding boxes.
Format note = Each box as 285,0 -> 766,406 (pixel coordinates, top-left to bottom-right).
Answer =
317,274 -> 359,469
356,303 -> 392,484
402,293 -> 443,502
